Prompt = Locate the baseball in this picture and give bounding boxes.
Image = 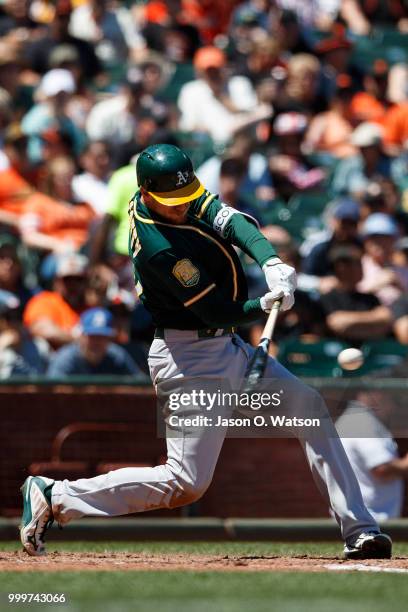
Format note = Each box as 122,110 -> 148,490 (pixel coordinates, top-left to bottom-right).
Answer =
337,348 -> 364,370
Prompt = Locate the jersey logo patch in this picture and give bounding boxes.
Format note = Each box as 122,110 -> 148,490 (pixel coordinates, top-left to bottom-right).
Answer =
172,259 -> 200,287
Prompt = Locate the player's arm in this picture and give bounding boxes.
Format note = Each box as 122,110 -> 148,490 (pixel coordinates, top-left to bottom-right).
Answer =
147,250 -> 267,328
326,307 -> 392,340
191,195 -> 297,310
371,455 -> 408,480
192,194 -> 278,266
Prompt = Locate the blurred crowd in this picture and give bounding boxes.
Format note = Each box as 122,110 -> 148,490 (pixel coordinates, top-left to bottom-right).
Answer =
0,0 -> 407,378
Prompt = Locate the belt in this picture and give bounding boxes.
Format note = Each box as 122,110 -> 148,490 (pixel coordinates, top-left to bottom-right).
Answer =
154,327 -> 234,340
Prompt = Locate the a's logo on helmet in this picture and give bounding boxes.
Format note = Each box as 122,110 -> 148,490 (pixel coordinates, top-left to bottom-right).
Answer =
176,171 -> 189,186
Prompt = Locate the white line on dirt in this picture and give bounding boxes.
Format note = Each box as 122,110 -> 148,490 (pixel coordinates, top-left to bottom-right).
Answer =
325,563 -> 408,574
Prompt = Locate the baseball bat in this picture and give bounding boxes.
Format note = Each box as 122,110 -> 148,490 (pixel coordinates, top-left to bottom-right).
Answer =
241,298 -> 282,393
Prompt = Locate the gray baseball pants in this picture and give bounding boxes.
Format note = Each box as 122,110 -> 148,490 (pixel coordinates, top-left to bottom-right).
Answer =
51,331 -> 378,543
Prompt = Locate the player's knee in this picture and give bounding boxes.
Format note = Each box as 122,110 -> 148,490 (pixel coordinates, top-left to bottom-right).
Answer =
168,476 -> 210,508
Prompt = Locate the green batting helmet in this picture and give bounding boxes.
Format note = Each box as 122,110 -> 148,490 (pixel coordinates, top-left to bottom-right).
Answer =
136,144 -> 205,206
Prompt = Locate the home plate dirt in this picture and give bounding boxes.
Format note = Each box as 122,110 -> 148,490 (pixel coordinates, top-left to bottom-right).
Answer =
2,552 -> 408,572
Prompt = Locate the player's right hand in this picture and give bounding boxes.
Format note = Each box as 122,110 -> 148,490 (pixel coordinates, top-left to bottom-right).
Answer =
260,288 -> 294,313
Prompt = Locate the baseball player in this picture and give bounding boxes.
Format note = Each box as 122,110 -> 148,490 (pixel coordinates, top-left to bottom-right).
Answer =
20,144 -> 391,559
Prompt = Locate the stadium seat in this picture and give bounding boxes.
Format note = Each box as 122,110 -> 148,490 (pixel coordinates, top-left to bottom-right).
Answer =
359,340 -> 408,374
351,35 -> 408,70
278,338 -> 348,377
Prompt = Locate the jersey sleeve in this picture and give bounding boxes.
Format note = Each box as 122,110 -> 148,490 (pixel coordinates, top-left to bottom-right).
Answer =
192,194 -> 278,267
148,249 -> 263,328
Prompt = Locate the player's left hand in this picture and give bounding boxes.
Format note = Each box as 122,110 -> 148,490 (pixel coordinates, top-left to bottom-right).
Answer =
262,259 -> 297,311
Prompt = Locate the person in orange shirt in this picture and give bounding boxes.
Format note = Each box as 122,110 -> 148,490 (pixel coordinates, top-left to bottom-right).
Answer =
349,60 -> 391,125
305,74 -> 357,159
24,253 -> 88,348
383,102 -> 408,156
0,124 -> 95,252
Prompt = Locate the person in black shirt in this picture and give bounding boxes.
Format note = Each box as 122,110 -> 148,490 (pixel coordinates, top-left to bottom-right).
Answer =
24,0 -> 101,79
302,198 -> 361,279
320,243 -> 392,341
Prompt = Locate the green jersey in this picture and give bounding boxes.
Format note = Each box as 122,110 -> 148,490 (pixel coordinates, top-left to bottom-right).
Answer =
128,190 -> 278,330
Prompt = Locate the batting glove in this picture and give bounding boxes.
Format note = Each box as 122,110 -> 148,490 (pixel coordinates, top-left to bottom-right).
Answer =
262,258 -> 297,311
260,291 -> 284,313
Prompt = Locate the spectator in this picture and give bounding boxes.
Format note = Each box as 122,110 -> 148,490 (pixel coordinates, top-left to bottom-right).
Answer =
0,91 -> 14,167
40,155 -> 78,203
340,0 -> 406,35
349,60 -> 391,125
244,240 -> 325,346
273,9 -> 311,55
239,38 -> 282,85
217,157 -> 259,218
331,122 -> 396,197
71,141 -> 111,215
90,162 -> 137,289
24,253 -> 88,348
0,0 -> 404,363
0,42 -> 26,112
177,45 -> 270,144
383,101 -> 408,157
177,0 -> 237,45
0,133 -> 95,253
196,132 -> 274,213
268,112 -> 325,201
391,291 -> 408,344
392,236 -> 408,269
0,291 -> 49,378
85,69 -> 145,147
274,53 -> 324,116
359,181 -> 387,220
47,307 -> 140,377
314,30 -> 354,88
0,233 -> 37,307
85,264 -> 119,310
21,68 -> 86,163
47,44 -> 96,132
69,0 -> 129,66
39,128 -> 77,166
276,0 -> 339,30
304,74 -> 357,160
358,213 -> 408,306
270,242 -> 326,342
336,392 -> 407,521
0,0 -> 38,37
0,122 -> 30,173
25,0 -> 101,79
302,198 -> 361,287
319,243 -> 392,341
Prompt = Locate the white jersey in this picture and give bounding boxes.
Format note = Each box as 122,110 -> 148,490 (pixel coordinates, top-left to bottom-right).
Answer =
337,403 -> 403,521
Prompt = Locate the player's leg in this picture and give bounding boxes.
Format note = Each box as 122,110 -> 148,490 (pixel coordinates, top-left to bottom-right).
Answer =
38,336 -> 243,526
235,334 -> 384,544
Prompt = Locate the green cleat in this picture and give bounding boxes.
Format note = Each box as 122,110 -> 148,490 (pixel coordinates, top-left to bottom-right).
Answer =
20,476 -> 54,556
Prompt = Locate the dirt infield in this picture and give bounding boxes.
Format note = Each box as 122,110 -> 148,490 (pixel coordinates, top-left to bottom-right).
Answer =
2,551 -> 408,572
